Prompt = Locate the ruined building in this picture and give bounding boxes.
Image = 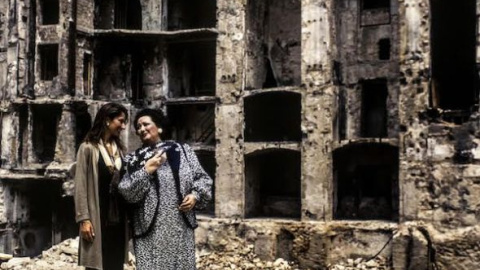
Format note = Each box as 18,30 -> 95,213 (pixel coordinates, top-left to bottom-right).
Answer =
0,0 -> 478,269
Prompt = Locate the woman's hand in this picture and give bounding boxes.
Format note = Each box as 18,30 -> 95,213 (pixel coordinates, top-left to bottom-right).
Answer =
179,194 -> 197,212
80,220 -> 95,242
145,152 -> 167,174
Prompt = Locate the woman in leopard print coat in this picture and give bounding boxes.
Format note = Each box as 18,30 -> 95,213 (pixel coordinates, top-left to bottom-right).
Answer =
118,109 -> 212,270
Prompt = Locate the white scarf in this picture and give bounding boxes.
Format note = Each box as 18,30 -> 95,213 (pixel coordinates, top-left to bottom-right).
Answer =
98,139 -> 122,171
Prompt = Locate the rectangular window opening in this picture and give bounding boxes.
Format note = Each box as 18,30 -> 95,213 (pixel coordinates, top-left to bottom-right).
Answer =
245,0 -> 301,90
114,0 -> 142,29
361,79 -> 388,138
40,0 -> 60,25
18,105 -> 29,166
362,0 -> 390,10
83,53 -> 93,96
378,38 -> 390,60
430,0 -> 478,111
131,53 -> 144,102
31,105 -> 62,163
167,41 -> 216,97
167,104 -> 215,145
39,44 -> 59,81
167,0 -> 216,30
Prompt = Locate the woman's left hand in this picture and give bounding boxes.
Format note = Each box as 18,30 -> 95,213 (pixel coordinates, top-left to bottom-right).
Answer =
179,194 -> 197,212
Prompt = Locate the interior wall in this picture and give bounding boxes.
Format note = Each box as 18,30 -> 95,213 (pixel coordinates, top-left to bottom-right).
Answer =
245,0 -> 301,90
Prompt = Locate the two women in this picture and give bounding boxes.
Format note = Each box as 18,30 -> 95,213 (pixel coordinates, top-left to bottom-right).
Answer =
75,104 -> 212,270
74,103 -> 129,270
118,108 -> 212,270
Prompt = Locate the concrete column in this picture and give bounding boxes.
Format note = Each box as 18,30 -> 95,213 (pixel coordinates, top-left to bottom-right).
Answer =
142,0 -> 164,30
397,0 -> 430,222
1,111 -> 17,168
54,103 -> 76,163
215,0 -> 246,218
301,0 -> 336,221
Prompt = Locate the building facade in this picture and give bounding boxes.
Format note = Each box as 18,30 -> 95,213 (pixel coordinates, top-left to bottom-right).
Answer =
0,0 -> 479,269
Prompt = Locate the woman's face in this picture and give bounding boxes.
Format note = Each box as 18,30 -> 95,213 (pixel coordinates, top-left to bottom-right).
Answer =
106,112 -> 127,138
136,116 -> 161,145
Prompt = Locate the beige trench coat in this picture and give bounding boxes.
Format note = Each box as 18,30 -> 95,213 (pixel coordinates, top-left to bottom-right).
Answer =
74,142 -> 128,270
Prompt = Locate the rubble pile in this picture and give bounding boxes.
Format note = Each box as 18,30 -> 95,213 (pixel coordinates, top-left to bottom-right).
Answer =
328,256 -> 392,270
0,236 -> 395,270
196,236 -> 299,270
0,238 -> 135,270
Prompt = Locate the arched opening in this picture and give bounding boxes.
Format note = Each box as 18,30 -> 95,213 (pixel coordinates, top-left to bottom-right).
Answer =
244,92 -> 301,142
333,143 -> 399,221
245,149 -> 301,219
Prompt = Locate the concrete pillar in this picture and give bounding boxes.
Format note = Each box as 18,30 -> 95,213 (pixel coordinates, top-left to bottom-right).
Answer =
54,103 -> 76,163
301,0 -> 335,221
0,111 -> 17,168
398,0 -> 430,222
215,0 -> 246,218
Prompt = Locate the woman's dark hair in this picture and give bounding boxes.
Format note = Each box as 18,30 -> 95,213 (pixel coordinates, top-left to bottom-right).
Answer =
134,108 -> 170,139
84,103 -> 129,151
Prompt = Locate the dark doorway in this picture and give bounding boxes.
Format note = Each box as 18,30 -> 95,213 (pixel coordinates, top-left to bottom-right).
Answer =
333,143 -> 399,221
245,149 -> 301,219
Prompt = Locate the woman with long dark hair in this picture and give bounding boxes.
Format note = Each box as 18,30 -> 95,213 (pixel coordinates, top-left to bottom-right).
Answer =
74,102 -> 129,270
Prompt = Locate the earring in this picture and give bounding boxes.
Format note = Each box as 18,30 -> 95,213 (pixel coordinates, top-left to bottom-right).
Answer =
158,128 -> 163,134
106,122 -> 110,127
